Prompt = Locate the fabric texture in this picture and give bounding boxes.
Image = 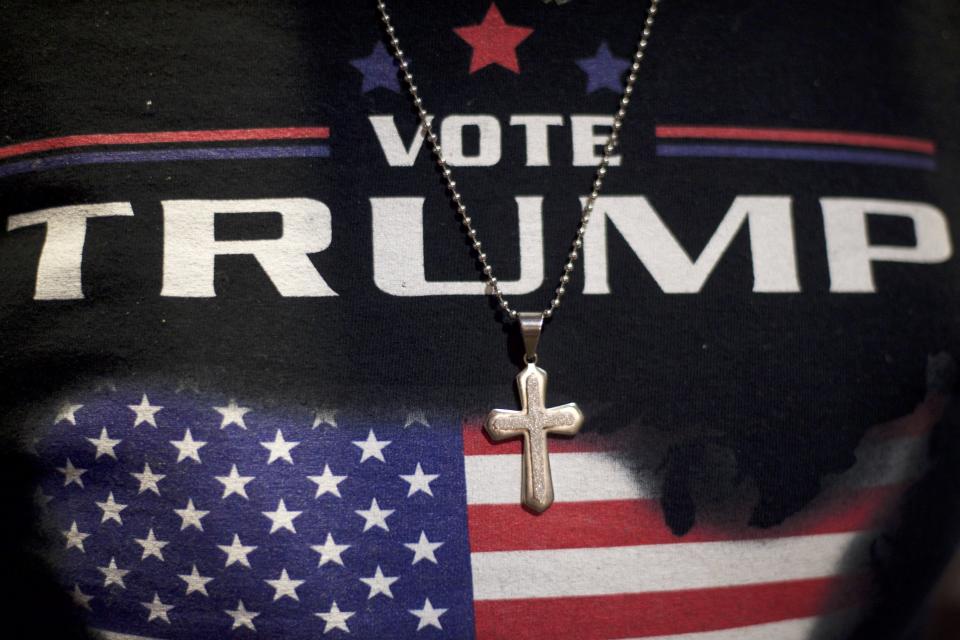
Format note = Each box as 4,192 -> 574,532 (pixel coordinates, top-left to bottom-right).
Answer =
0,1 -> 958,638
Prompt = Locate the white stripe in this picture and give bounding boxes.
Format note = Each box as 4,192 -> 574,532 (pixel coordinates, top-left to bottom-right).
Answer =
465,434 -> 926,506
471,531 -> 868,600
93,631 -> 163,640
841,434 -> 926,489
465,451 -> 651,504
615,610 -> 860,640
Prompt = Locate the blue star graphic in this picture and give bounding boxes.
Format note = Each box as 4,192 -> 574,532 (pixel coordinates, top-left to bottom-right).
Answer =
351,42 -> 401,93
576,41 -> 631,94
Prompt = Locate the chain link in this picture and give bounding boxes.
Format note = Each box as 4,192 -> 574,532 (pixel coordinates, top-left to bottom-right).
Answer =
376,0 -> 661,321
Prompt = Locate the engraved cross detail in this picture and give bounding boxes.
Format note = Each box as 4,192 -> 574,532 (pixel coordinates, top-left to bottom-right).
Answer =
484,362 -> 584,512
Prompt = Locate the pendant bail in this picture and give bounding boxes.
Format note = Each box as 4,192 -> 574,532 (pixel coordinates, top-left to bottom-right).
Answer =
517,312 -> 544,364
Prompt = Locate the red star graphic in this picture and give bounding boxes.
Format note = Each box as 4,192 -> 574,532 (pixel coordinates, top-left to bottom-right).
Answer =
453,3 -> 534,74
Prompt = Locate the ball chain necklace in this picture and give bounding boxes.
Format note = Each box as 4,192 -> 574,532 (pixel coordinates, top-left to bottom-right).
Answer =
377,0 -> 662,512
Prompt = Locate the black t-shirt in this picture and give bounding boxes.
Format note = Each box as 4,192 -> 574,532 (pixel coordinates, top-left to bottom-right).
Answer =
1,1 -> 958,638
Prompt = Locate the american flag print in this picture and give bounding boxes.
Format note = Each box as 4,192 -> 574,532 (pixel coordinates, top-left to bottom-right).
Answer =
35,391 -> 474,639
30,385 -> 942,639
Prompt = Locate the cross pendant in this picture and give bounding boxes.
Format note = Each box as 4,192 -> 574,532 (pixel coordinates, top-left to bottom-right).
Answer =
484,361 -> 584,512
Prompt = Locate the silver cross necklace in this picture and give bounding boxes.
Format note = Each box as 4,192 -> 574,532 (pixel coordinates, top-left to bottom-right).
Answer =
377,0 -> 662,512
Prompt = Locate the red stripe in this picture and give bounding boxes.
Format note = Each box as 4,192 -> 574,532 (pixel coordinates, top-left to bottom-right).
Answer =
468,484 -> 902,552
655,125 -> 935,155
862,393 -> 945,442
0,127 -> 330,161
462,420 -> 613,456
474,575 -> 865,640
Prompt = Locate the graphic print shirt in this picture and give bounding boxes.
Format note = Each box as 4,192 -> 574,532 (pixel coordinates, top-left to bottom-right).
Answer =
0,1 -> 958,639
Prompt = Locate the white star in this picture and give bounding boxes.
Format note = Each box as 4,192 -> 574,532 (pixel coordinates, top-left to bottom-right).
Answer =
404,531 -> 444,565
352,429 -> 391,463
86,427 -> 122,460
70,583 -> 93,610
129,394 -> 163,427
404,410 -> 430,428
409,598 -> 447,631
98,557 -> 129,588
34,486 -> 53,510
308,464 -> 347,498
312,407 -> 337,428
260,429 -> 299,464
355,498 -> 394,532
399,463 -> 439,497
315,601 -> 355,634
95,380 -> 117,392
225,600 -> 259,631
96,492 -> 127,525
57,458 -> 87,488
215,399 -> 251,429
131,462 -> 166,495
170,428 -> 206,463
54,401 -> 83,425
218,534 -> 257,568
263,498 -> 302,534
62,521 -> 89,552
175,378 -> 200,394
174,498 -> 209,531
311,533 -> 351,567
264,568 -> 305,601
141,592 -> 174,624
178,564 -> 214,596
215,464 -> 255,499
360,565 -> 399,599
135,528 -> 169,561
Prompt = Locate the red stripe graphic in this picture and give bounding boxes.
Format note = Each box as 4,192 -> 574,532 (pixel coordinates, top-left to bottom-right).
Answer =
655,125 -> 935,155
468,483 -> 903,552
0,127 -> 330,161
474,575 -> 864,640
862,392 -> 945,442
462,420 -> 613,456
